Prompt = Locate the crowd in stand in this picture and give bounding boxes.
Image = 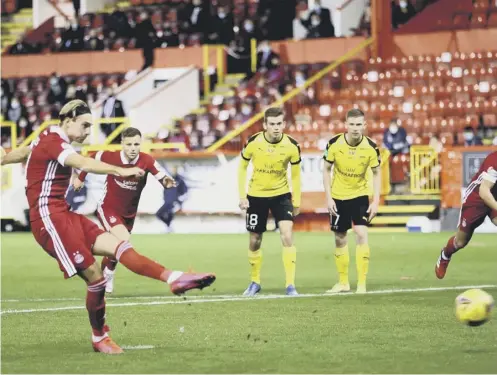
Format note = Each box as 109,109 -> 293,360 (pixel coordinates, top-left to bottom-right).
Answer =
3,0 -> 496,153
7,0 -> 426,58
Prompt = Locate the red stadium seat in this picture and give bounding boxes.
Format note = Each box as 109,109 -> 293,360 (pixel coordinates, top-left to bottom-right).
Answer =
453,13 -> 471,28
470,12 -> 488,28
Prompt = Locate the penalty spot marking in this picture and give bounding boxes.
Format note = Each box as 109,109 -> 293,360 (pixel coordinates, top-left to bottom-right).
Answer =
121,345 -> 155,350
1,284 -> 496,315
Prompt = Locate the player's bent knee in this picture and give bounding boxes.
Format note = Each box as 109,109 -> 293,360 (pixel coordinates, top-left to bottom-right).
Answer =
110,224 -> 131,242
455,230 -> 471,249
354,226 -> 368,245
249,232 -> 263,250
335,232 -> 348,247
79,261 -> 104,284
93,232 -> 123,258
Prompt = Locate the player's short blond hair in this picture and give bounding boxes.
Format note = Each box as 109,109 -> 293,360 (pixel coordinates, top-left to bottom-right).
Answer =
59,100 -> 91,122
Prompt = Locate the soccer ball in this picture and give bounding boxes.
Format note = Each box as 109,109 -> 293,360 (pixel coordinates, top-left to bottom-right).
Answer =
455,289 -> 494,326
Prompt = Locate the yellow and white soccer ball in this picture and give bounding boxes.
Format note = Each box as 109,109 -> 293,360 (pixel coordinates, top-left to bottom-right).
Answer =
455,289 -> 494,326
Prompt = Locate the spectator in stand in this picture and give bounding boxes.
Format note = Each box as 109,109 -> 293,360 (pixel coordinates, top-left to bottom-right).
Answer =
300,0 -> 335,38
84,29 -> 105,51
135,12 -> 156,70
1,80 -> 11,116
61,19 -> 85,52
184,0 -> 210,37
156,21 -> 180,48
208,5 -> 234,45
109,4 -> 134,39
156,166 -> 188,233
101,87 -> 125,142
47,73 -> 67,105
5,97 -> 28,146
256,40 -> 280,72
9,36 -> 34,55
463,126 -> 483,146
392,0 -> 416,29
240,19 -> 263,50
383,119 -> 409,155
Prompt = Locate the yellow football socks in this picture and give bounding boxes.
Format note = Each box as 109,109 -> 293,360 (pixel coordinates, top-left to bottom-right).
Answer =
282,246 -> 297,287
248,249 -> 262,284
335,245 -> 350,285
356,244 -> 370,285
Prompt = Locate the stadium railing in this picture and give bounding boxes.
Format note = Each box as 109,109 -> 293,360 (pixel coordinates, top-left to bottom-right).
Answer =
16,117 -> 185,153
1,121 -> 17,149
410,145 -> 441,194
20,117 -> 130,148
206,37 -> 375,152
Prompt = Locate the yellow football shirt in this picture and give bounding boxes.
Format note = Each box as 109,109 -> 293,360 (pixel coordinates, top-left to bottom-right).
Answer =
323,133 -> 380,200
241,132 -> 301,197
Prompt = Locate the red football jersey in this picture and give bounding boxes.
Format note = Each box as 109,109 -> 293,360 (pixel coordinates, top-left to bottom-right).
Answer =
79,151 -> 167,218
462,151 -> 497,206
25,126 -> 77,222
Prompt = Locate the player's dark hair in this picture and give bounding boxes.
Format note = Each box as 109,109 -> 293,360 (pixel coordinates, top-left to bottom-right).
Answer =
264,107 -> 284,122
346,108 -> 365,119
122,127 -> 142,139
59,100 -> 91,122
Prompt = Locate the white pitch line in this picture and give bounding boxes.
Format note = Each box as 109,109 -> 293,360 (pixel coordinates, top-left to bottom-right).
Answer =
121,345 -> 155,350
1,294 -> 240,303
1,284 -> 495,315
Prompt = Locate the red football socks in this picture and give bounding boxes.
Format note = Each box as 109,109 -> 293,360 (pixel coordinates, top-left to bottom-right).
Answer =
86,278 -> 107,337
101,256 -> 118,272
442,236 -> 460,258
114,241 -> 171,282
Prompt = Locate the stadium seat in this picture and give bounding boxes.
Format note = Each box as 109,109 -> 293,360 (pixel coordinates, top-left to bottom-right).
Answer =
470,12 -> 488,28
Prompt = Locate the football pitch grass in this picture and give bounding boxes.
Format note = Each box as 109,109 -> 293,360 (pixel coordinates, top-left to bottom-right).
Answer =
1,232 -> 496,374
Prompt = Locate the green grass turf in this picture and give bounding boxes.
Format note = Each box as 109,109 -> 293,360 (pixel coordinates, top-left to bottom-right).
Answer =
1,232 -> 496,374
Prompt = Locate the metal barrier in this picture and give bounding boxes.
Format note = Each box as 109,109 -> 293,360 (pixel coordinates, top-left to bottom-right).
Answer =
0,121 -> 17,149
206,37 -> 374,152
19,117 -> 130,148
82,142 -> 187,155
410,146 -> 441,194
202,44 -> 226,98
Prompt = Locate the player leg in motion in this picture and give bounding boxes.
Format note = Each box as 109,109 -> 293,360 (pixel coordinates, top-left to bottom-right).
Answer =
322,109 -> 381,294
73,127 -> 176,294
238,107 -> 302,296
435,151 -> 497,279
1,100 -> 215,354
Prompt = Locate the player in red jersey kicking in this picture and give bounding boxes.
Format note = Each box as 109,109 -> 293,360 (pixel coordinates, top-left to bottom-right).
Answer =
73,127 -> 175,293
1,100 -> 215,354
435,151 -> 497,279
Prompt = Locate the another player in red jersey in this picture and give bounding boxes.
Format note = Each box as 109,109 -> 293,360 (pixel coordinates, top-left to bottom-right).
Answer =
73,127 -> 175,293
0,100 -> 215,354
435,151 -> 497,279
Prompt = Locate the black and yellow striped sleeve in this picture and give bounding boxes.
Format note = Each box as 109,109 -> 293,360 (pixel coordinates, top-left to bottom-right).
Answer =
323,135 -> 340,164
288,136 -> 301,165
241,133 -> 259,161
366,137 -> 380,168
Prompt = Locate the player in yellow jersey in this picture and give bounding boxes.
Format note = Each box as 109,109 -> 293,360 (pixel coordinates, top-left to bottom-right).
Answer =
322,108 -> 381,294
238,107 -> 302,296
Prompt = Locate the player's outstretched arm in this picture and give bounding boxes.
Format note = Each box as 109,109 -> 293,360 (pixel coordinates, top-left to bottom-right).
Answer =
0,146 -> 31,166
65,153 -> 144,178
479,178 -> 497,211
238,158 -> 250,210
